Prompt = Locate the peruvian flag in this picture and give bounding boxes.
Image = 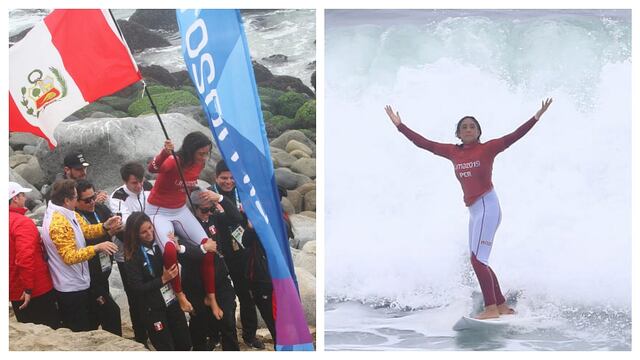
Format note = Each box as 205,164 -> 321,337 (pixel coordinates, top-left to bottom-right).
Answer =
9,9 -> 141,148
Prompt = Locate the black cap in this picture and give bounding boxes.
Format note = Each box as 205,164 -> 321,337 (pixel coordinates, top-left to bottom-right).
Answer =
63,151 -> 90,169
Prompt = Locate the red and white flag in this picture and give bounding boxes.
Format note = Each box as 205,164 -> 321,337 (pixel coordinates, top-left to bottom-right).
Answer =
9,9 -> 141,148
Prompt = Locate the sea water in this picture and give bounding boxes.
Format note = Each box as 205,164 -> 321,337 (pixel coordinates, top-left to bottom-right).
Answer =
9,9 -> 316,87
325,9 -> 631,351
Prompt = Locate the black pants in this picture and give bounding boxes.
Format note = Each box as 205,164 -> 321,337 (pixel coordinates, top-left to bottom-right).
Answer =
211,288 -> 239,350
117,261 -> 148,344
227,256 -> 258,341
145,302 -> 192,351
185,285 -> 239,351
56,289 -> 92,332
11,290 -> 61,329
251,283 -> 276,342
88,282 -> 122,336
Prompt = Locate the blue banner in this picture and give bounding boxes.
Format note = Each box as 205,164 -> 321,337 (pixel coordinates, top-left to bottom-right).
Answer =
176,9 -> 313,350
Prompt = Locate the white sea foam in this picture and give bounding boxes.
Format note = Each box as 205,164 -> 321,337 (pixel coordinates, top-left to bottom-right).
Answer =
325,10 -> 631,314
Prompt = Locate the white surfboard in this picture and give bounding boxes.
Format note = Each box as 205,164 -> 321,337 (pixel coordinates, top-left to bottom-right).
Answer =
452,314 -> 517,331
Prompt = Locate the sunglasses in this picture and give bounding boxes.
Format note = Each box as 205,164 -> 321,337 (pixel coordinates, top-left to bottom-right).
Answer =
198,206 -> 216,214
80,194 -> 97,204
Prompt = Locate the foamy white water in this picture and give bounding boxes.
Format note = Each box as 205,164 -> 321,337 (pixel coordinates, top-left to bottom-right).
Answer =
325,9 -> 631,350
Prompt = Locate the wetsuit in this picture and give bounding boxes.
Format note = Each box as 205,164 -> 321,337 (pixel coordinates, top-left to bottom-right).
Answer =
397,116 -> 538,306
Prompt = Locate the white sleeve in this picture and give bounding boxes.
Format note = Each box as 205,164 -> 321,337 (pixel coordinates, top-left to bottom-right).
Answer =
109,196 -> 132,224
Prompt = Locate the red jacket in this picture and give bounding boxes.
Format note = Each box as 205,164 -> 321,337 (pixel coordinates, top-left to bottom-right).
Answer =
9,206 -> 54,301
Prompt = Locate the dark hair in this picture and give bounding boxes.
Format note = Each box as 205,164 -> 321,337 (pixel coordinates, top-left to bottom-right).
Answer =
120,162 -> 145,182
215,160 -> 229,176
75,179 -> 94,197
124,212 -> 153,261
455,116 -> 482,142
50,179 -> 77,206
176,131 -> 212,166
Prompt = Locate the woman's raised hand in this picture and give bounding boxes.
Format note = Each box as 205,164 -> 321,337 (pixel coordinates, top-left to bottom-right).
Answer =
163,139 -> 174,155
384,105 -> 403,126
535,98 -> 553,120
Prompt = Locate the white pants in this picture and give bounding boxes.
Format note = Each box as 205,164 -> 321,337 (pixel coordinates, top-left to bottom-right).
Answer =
468,189 -> 502,265
145,202 -> 207,251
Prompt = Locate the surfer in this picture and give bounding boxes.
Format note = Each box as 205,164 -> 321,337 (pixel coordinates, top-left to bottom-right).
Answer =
145,132 -> 226,316
384,98 -> 552,319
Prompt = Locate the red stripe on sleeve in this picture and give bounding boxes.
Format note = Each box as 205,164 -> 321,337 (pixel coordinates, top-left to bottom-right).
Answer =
44,10 -> 141,102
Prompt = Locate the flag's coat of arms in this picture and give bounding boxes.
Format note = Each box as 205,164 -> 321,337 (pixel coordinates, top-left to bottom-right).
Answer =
20,67 -> 67,117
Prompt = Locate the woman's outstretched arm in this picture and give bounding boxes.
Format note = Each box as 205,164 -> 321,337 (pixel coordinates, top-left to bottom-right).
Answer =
385,105 -> 453,159
499,98 -> 553,149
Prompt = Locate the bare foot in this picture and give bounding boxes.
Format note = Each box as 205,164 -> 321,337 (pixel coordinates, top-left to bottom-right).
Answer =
475,304 -> 500,319
177,292 -> 193,313
497,303 -> 515,315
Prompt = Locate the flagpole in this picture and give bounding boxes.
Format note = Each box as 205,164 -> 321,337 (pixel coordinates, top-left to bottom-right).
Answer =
108,9 -> 196,211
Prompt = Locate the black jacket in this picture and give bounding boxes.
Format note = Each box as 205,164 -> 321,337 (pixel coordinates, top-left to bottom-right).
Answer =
124,244 -> 170,311
207,186 -> 247,261
76,203 -> 114,296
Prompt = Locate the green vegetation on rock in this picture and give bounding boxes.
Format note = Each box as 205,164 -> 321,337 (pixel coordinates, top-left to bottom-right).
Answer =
276,91 -> 308,118
127,90 -> 200,117
270,115 -> 297,133
258,87 -> 285,112
146,85 -> 174,95
294,100 -> 316,128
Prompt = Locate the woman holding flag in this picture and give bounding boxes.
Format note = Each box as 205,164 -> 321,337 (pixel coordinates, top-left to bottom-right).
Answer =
145,131 -> 226,318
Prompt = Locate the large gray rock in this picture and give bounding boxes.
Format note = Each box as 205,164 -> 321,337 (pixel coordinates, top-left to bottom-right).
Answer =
274,168 -> 312,190
289,149 -> 311,159
14,156 -> 47,189
34,114 -> 220,191
116,19 -> 171,53
290,158 -> 315,179
290,214 -> 315,250
9,317 -> 147,351
295,182 -> 316,196
22,145 -> 38,155
270,130 -> 316,155
298,211 -> 316,219
295,267 -> 316,327
281,197 -> 295,215
303,190 -> 316,212
9,132 -> 44,150
9,168 -> 43,203
285,140 -> 313,157
140,65 -> 179,88
271,149 -> 297,168
129,9 -> 179,31
9,154 -> 32,168
293,246 -> 315,276
286,189 -> 303,213
258,75 -> 315,98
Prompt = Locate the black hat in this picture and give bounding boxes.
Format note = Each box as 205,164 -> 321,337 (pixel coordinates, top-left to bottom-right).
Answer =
215,160 -> 229,176
63,151 -> 90,169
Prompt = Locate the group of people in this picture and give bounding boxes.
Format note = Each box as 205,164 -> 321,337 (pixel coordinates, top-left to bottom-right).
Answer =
9,131 -> 288,351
